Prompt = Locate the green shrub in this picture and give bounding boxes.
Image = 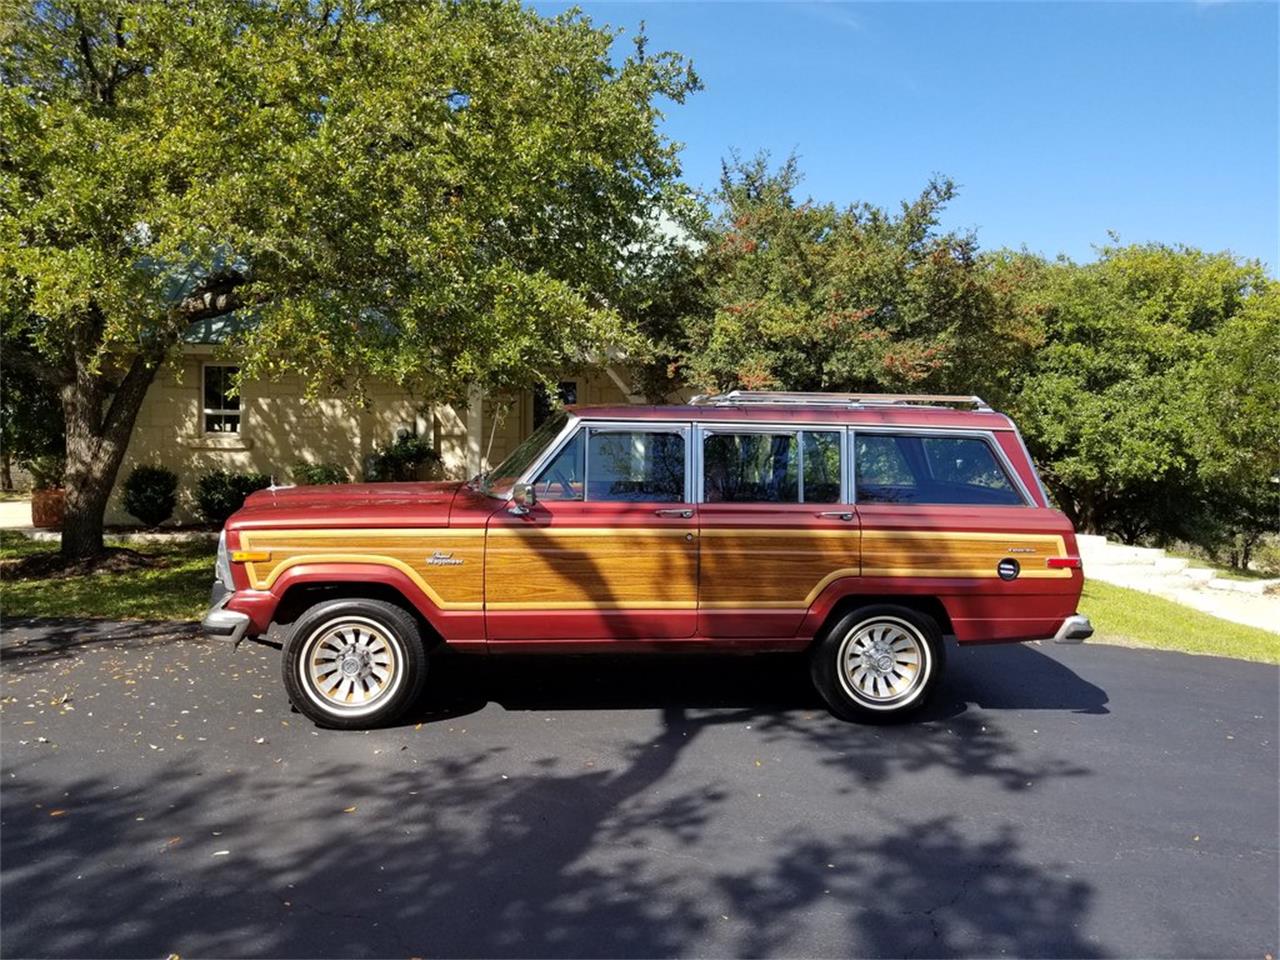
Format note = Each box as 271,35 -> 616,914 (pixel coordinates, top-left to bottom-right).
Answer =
363,434 -> 441,482
122,465 -> 178,527
23,455 -> 65,491
196,469 -> 271,525
292,461 -> 349,485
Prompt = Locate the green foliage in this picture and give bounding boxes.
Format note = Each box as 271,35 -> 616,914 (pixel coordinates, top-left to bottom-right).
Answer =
1,0 -> 699,554
122,464 -> 177,527
0,339 -> 64,466
1005,243 -> 1277,546
363,435 -> 441,483
24,454 -> 65,490
292,461 -> 350,486
679,154 -> 1032,404
195,469 -> 270,526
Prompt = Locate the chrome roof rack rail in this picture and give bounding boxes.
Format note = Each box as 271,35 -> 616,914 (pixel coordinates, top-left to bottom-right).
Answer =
688,390 -> 992,411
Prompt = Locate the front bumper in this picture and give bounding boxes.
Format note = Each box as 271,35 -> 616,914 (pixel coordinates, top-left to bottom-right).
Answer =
202,582 -> 251,645
1052,614 -> 1094,644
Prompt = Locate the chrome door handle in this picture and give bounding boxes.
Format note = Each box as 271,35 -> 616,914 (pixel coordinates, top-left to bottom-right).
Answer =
817,511 -> 854,521
654,508 -> 694,519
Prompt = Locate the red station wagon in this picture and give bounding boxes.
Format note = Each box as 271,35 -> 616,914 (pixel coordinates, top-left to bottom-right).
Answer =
202,391 -> 1092,728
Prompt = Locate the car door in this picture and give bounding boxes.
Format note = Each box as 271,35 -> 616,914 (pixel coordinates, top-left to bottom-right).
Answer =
485,421 -> 698,641
697,425 -> 860,638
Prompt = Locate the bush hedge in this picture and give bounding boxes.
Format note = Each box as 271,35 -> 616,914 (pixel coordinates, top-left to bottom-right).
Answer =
292,461 -> 349,485
122,465 -> 178,527
196,469 -> 271,525
363,434 -> 440,482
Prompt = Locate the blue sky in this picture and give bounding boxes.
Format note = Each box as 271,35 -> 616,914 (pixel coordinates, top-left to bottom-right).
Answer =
539,1 -> 1279,271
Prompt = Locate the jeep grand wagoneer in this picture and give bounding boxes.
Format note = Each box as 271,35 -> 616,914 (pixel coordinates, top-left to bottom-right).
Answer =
203,391 -> 1091,727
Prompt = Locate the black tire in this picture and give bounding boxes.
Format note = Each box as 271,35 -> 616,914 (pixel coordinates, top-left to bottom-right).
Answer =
282,598 -> 427,729
810,604 -> 945,723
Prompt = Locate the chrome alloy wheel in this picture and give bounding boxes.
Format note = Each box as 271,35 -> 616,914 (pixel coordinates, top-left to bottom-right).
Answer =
300,617 -> 403,717
836,616 -> 930,709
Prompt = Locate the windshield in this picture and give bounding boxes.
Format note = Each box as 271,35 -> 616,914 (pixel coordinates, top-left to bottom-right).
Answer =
474,411 -> 570,497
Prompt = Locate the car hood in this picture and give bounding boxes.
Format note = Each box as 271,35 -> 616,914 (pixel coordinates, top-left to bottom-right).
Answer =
230,480 -> 466,529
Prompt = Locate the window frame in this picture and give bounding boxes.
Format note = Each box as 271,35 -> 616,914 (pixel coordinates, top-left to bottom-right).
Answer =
201,363 -> 243,436
525,419 -> 694,504
848,427 -> 1032,507
694,423 -> 849,505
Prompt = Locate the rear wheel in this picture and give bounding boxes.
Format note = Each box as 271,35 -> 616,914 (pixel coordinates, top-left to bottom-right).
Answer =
282,598 -> 427,729
810,604 -> 944,722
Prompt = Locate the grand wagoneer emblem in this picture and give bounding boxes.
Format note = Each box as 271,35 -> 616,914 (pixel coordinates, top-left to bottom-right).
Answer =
427,551 -> 464,566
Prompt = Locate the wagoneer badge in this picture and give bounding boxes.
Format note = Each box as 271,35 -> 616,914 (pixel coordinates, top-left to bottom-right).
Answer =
427,551 -> 464,566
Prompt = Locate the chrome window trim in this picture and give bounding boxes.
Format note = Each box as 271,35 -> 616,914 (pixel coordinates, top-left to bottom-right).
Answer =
694,423 -> 848,504
848,427 -> 1033,507
523,418 -> 694,504
498,413 -> 582,499
517,415 -> 1030,507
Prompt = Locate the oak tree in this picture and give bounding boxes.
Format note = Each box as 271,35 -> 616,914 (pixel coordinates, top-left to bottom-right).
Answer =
1,0 -> 697,557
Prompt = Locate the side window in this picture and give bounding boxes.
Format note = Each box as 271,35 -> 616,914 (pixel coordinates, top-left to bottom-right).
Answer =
802,431 -> 842,504
704,433 -> 799,503
203,364 -> 241,434
586,430 -> 685,503
855,434 -> 1023,506
532,429 -> 584,501
921,437 -> 1022,504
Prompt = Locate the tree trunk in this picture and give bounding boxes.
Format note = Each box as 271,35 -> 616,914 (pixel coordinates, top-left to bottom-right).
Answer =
59,352 -> 162,559
0,449 -> 12,491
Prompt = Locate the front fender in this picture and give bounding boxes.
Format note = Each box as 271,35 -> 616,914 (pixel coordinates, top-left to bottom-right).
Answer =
226,561 -> 485,644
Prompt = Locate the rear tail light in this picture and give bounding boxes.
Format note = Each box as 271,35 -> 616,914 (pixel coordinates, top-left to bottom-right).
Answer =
1046,557 -> 1082,570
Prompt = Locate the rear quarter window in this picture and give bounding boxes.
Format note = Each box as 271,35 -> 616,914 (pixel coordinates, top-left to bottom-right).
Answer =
856,434 -> 1024,506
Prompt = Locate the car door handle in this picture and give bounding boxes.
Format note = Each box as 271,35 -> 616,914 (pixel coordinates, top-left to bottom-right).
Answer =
654,508 -> 694,519
817,511 -> 854,521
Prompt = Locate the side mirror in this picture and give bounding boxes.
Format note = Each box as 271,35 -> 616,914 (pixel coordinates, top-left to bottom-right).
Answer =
509,481 -> 537,515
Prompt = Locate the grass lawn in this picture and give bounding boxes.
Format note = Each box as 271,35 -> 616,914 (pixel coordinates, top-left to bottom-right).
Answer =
0,530 -> 214,621
0,491 -> 31,502
1079,579 -> 1280,665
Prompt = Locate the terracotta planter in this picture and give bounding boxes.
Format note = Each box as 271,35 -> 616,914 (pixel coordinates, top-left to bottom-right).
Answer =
30,488 -> 65,529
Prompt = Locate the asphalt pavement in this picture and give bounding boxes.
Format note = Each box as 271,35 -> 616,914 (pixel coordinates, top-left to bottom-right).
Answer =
1,618 -> 1277,958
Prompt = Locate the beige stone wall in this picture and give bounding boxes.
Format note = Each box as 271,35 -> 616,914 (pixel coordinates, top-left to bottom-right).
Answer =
109,352 -> 645,525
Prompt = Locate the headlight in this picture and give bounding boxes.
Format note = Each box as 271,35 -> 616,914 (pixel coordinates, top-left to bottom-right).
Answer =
215,529 -> 234,589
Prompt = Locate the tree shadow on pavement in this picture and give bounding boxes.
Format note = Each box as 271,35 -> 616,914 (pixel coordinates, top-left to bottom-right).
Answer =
0,617 -> 201,674
1,724 -> 1101,959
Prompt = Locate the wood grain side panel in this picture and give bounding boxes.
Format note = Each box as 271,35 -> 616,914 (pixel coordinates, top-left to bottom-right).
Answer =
239,529 -> 485,609
485,529 -> 697,610
861,531 -> 1069,579
699,530 -> 860,608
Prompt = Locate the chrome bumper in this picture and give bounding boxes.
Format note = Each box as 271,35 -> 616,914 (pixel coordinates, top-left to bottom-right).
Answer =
1053,614 -> 1094,644
202,589 -> 251,645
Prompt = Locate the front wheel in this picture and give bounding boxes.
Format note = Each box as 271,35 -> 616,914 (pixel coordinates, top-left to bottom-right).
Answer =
282,598 -> 427,729
810,604 -> 945,722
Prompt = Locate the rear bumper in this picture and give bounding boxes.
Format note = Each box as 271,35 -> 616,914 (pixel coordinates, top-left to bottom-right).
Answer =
202,583 -> 251,644
1052,614 -> 1094,644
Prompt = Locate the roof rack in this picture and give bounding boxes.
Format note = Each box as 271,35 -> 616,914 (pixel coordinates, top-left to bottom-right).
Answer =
688,390 -> 992,411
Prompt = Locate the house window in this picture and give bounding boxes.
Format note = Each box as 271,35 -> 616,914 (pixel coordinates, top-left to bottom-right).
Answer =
203,364 -> 241,434
532,380 -> 579,429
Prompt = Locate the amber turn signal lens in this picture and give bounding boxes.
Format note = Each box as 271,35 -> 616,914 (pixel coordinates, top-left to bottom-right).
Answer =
231,550 -> 271,563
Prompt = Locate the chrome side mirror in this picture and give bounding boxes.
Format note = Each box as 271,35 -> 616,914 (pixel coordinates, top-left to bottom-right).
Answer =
509,481 -> 536,515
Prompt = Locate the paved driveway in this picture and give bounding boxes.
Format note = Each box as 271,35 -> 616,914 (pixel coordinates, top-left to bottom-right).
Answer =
2,620 -> 1276,958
